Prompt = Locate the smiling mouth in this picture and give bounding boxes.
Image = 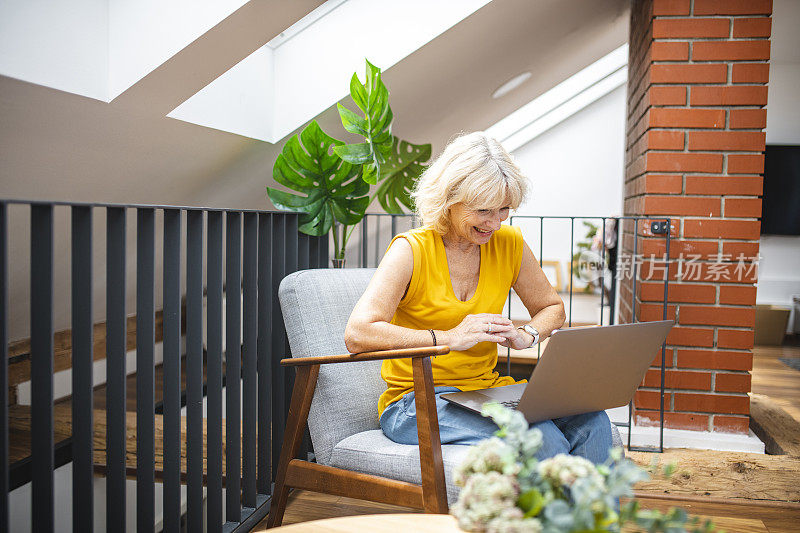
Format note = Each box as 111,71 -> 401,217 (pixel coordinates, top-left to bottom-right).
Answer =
474,227 -> 492,235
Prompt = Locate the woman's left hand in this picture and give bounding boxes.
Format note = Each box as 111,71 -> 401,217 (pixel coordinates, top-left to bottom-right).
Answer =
494,327 -> 533,351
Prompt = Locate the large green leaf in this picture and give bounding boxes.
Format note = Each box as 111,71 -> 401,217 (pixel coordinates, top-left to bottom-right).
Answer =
375,137 -> 431,213
334,59 -> 394,185
267,120 -> 368,236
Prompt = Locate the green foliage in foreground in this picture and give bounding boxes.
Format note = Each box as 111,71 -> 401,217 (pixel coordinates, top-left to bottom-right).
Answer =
451,403 -> 717,533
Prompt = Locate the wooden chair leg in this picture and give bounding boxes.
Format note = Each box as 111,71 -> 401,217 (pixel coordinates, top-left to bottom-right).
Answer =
412,356 -> 449,513
266,364 -> 320,528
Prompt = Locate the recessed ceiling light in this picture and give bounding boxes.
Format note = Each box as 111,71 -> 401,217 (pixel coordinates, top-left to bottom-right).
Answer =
492,71 -> 532,99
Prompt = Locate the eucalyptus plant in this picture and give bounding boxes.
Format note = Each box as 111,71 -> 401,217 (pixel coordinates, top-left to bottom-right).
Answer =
267,60 -> 431,262
451,403 -> 717,532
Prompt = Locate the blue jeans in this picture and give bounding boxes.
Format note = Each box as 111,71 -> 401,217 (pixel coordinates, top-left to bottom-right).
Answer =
379,386 -> 613,464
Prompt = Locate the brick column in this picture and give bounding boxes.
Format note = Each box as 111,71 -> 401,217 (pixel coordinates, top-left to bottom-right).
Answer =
623,0 -> 772,434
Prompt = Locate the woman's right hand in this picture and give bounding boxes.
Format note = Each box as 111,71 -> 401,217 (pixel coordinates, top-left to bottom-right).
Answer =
440,313 -> 513,351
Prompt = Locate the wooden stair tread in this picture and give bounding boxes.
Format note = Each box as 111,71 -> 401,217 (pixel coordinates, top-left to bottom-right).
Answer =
9,403 -> 244,480
90,409 -> 243,479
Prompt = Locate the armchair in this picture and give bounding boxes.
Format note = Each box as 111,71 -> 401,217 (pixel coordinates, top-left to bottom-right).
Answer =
266,268 -> 473,528
266,268 -> 622,528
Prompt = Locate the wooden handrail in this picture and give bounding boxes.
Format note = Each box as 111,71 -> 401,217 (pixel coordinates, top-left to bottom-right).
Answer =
280,345 -> 450,366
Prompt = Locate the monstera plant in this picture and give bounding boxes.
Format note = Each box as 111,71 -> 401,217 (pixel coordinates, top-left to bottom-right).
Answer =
267,60 -> 431,264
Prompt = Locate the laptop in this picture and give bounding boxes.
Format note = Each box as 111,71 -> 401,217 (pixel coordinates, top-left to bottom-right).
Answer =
441,320 -> 674,423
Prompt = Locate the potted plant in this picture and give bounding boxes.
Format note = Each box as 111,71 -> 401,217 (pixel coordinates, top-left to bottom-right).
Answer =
267,60 -> 431,266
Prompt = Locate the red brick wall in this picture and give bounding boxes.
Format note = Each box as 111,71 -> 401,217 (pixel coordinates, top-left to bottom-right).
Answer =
622,0 -> 772,434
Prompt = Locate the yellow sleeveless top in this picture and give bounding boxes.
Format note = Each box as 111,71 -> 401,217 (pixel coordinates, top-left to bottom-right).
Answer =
377,224 -> 524,416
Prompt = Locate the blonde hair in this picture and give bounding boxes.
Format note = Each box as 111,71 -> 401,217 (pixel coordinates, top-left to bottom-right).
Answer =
412,132 -> 529,234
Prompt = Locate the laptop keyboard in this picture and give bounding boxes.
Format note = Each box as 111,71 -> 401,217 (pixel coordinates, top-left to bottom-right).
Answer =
500,399 -> 520,409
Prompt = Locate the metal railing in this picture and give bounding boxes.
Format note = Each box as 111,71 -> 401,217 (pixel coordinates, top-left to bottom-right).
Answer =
0,200 -> 327,532
0,202 -> 673,532
354,213 -> 672,453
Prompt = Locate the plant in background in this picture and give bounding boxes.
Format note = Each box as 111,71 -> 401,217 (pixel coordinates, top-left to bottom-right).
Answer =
572,221 -> 606,294
451,403 -> 716,533
267,60 -> 431,264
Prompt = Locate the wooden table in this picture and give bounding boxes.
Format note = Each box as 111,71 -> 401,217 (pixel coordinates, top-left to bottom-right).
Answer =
271,513 -> 460,532
269,511 -> 770,532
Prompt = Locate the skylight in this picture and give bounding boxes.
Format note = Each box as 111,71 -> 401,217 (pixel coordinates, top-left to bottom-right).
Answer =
167,0 -> 493,144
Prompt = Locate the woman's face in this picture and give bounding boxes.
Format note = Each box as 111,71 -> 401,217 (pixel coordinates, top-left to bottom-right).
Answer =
448,203 -> 510,245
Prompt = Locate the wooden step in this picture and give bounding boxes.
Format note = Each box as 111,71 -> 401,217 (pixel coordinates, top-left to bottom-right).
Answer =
10,402 -> 245,483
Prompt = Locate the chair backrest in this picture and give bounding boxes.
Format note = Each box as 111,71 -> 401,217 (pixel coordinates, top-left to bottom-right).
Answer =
278,268 -> 384,466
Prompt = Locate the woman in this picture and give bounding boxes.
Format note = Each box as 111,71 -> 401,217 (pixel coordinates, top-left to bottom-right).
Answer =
344,132 -> 611,463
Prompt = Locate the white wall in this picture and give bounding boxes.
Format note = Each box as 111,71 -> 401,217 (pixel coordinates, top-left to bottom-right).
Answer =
765,63 -> 800,144
757,0 -> 800,328
760,61 -> 800,309
9,461 -> 189,532
510,85 -> 625,277
757,235 -> 800,307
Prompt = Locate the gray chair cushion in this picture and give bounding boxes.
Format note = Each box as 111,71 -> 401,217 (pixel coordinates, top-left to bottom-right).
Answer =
329,429 -> 471,504
611,425 -> 623,449
330,428 -> 622,505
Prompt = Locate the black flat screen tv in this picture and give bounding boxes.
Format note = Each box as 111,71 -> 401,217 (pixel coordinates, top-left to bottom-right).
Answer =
761,144 -> 800,235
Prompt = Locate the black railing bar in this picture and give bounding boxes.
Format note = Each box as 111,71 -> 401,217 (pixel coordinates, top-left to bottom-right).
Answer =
106,207 -> 127,530
627,219 -> 640,452
242,213 -> 259,508
631,219 -> 639,323
627,401 -> 634,451
207,210 -> 224,532
391,215 -> 397,238
568,217 -> 574,328
186,210 -> 204,530
0,203 -> 7,533
538,218 -> 543,359
374,216 -> 380,268
136,208 -> 156,533
257,213 -> 273,496
71,205 -> 94,533
223,494 -> 271,533
610,220 -> 621,326
270,216 -> 287,483
225,212 -> 243,523
364,213 -> 414,217
162,209 -> 181,533
360,216 -> 368,268
0,198 -> 302,214
504,216 -> 516,377
658,218 -> 672,453
31,204 -> 54,532
600,218 -> 606,327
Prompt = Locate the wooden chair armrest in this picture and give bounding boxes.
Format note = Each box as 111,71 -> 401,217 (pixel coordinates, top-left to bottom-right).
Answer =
280,345 -> 450,367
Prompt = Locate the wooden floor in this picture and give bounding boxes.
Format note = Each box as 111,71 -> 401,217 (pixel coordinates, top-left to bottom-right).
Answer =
258,343 -> 800,531
752,343 -> 800,423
